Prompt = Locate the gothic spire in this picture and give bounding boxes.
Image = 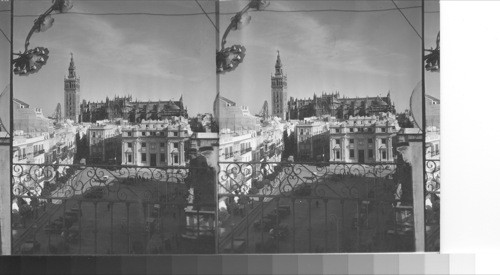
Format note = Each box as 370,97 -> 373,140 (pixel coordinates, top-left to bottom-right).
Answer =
274,50 -> 283,75
275,50 -> 282,67
68,53 -> 76,78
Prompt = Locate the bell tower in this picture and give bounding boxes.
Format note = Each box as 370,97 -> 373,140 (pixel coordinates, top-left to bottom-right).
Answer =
271,50 -> 287,120
64,53 -> 81,122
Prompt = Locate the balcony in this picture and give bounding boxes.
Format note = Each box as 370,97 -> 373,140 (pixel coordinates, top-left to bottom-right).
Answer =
11,163 -> 216,255
34,149 -> 45,157
10,160 -> 429,255
218,161 -> 415,253
424,160 -> 440,251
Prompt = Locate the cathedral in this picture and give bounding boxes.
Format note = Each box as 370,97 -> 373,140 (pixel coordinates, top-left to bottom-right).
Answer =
62,53 -> 188,123
80,96 -> 188,123
288,91 -> 396,120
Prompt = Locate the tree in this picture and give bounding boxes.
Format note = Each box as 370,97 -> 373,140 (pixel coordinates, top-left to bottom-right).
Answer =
79,133 -> 89,161
396,111 -> 414,128
286,131 -> 297,158
281,130 -> 289,161
189,118 -> 204,133
210,120 -> 219,133
73,132 -> 81,163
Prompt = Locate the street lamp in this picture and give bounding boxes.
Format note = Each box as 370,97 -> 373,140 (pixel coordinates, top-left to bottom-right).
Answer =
216,0 -> 269,74
424,32 -> 440,72
13,0 -> 73,76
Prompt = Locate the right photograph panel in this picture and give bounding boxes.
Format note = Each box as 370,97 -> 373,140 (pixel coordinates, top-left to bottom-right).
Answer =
423,0 -> 440,252
217,0 -> 431,253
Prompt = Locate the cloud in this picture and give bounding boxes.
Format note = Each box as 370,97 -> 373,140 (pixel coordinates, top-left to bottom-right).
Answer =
71,15 -> 189,80
239,2 -> 407,77
28,5 -> 201,82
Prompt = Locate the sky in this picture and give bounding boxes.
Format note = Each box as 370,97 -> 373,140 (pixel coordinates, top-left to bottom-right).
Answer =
219,0 -> 438,114
13,0 -> 217,116
9,0 -> 440,117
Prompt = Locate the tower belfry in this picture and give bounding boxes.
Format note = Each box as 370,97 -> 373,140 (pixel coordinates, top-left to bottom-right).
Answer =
271,50 -> 287,120
64,53 -> 81,122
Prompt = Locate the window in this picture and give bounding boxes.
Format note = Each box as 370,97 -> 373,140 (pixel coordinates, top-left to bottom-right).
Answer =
349,149 -> 355,158
173,132 -> 178,137
92,132 -> 96,138
335,139 -> 340,145
160,153 -> 165,162
382,151 -> 387,159
358,128 -> 363,132
173,143 -> 179,149
368,128 -> 372,133
349,128 -> 354,133
128,132 -> 132,137
151,132 -> 156,136
141,142 -> 146,148
128,154 -> 132,163
381,139 -> 387,145
368,138 -> 373,144
225,148 -> 229,158
381,127 -> 386,133
160,143 -> 165,148
141,153 -> 146,162
174,155 -> 179,164
349,139 -> 354,144
160,132 -> 164,136
127,142 -> 132,148
336,151 -> 340,159
335,128 -> 340,133
368,149 -> 373,158
142,132 -> 146,136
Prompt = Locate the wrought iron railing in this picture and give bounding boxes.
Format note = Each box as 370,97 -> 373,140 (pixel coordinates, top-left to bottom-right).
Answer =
11,163 -> 216,255
425,160 -> 440,251
217,161 -> 415,253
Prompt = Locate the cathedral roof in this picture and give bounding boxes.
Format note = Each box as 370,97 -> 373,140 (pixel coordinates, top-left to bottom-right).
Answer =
372,96 -> 388,106
166,101 -> 180,110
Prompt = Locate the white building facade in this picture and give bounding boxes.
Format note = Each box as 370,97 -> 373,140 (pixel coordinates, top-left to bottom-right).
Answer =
121,119 -> 191,167
329,114 -> 399,163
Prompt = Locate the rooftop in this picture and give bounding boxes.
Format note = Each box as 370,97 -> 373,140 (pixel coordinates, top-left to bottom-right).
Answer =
13,98 -> 30,108
192,132 -> 218,139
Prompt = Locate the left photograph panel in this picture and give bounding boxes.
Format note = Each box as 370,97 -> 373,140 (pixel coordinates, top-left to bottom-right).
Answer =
0,0 -> 12,255
11,0 -> 218,255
